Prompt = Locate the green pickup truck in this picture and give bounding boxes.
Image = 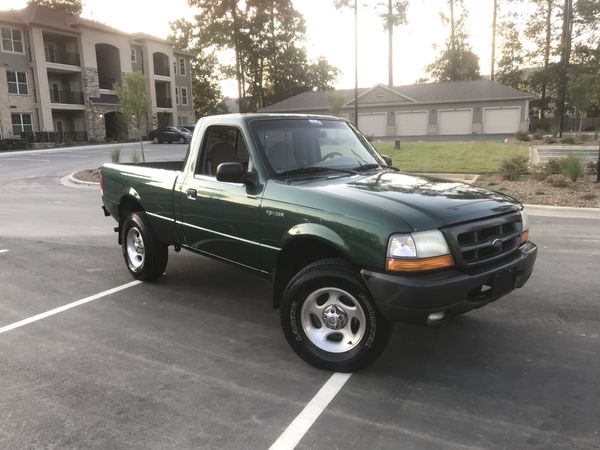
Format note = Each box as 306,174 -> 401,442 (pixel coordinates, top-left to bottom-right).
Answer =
101,114 -> 537,372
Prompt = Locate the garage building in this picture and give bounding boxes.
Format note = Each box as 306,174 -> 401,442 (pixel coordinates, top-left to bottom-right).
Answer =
259,80 -> 531,138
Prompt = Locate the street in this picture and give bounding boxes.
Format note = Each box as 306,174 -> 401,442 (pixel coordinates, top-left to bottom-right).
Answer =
0,143 -> 599,449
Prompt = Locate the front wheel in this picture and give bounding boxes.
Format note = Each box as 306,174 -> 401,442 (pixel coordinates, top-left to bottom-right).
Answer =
121,212 -> 168,281
152,136 -> 160,144
280,259 -> 392,372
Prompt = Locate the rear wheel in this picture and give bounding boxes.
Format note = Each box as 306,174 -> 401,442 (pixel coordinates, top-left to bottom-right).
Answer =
280,259 -> 392,372
178,137 -> 185,144
121,212 -> 168,281
152,136 -> 160,144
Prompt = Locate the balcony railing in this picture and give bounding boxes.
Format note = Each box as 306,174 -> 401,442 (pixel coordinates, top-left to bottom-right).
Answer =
156,98 -> 172,108
45,48 -> 81,66
154,65 -> 170,77
49,90 -> 85,105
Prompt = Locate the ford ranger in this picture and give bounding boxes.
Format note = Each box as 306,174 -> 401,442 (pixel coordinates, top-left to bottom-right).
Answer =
100,114 -> 537,372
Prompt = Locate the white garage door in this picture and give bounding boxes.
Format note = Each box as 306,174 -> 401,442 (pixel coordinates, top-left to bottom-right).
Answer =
438,109 -> 473,135
358,113 -> 387,137
396,111 -> 428,136
483,107 -> 521,134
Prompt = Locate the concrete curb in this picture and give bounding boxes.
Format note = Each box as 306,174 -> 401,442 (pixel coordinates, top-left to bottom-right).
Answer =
60,173 -> 99,189
524,204 -> 600,219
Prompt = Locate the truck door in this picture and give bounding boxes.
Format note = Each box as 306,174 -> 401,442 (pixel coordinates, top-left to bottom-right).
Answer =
175,125 -> 264,271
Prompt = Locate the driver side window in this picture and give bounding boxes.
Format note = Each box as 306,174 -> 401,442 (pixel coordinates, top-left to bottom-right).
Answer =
197,126 -> 250,176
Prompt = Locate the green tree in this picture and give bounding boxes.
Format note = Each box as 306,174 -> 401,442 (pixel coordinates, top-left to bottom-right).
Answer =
114,72 -> 150,161
169,19 -> 225,117
327,91 -> 346,116
425,0 -> 481,81
496,11 -> 526,89
27,0 -> 82,15
184,0 -> 338,112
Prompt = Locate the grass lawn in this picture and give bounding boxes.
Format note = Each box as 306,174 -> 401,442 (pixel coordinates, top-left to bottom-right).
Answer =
372,140 -> 528,173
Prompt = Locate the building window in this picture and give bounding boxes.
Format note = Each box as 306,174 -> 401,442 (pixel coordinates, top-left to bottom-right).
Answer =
7,71 -> 28,94
179,58 -> 186,76
130,48 -> 137,62
181,87 -> 188,105
173,60 -> 177,76
11,113 -> 33,134
1,27 -> 24,54
178,116 -> 188,126
175,87 -> 179,105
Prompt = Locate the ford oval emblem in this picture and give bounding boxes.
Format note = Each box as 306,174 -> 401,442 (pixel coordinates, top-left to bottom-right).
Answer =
491,238 -> 502,248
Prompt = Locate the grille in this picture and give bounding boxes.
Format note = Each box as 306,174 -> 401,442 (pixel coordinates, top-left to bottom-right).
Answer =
443,212 -> 523,268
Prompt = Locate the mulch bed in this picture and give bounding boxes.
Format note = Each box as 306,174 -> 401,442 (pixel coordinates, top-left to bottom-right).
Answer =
474,173 -> 600,208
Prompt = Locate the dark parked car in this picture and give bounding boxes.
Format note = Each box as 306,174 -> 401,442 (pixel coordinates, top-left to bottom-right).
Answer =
149,126 -> 192,144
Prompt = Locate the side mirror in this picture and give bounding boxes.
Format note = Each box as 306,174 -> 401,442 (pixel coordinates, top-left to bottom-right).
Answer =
381,155 -> 393,166
216,162 -> 258,187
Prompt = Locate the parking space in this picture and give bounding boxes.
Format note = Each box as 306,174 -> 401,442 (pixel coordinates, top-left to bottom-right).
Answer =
1,144 -> 599,449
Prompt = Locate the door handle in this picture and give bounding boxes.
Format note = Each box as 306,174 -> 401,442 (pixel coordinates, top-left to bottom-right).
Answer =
186,188 -> 197,200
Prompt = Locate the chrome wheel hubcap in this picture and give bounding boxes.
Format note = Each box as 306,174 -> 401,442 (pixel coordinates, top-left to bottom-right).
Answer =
126,227 -> 145,269
300,287 -> 366,353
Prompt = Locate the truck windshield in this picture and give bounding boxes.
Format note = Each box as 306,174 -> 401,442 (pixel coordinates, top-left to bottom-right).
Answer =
250,118 -> 382,176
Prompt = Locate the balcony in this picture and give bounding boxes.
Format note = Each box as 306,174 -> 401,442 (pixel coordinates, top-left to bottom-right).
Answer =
49,90 -> 85,105
154,65 -> 170,77
156,97 -> 172,108
45,48 -> 80,66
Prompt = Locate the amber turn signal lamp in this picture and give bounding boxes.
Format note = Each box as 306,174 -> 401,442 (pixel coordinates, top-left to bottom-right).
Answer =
521,230 -> 529,242
386,254 -> 454,272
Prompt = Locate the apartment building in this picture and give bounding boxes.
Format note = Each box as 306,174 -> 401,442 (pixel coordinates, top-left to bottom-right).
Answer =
0,4 -> 194,142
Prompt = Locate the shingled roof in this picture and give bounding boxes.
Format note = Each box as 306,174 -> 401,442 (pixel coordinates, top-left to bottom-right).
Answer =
260,80 -> 531,112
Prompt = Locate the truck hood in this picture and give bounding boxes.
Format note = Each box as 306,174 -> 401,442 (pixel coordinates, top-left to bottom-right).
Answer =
314,171 -> 521,231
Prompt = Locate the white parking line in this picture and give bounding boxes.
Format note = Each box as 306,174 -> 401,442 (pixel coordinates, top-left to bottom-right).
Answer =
0,249 -> 8,254
269,372 -> 352,450
0,280 -> 142,335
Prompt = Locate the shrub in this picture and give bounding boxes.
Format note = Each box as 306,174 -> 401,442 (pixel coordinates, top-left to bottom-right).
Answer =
130,151 -> 141,163
535,190 -> 545,195
562,136 -> 575,144
545,159 -> 562,174
500,155 -> 529,180
586,161 -> 598,175
531,166 -> 549,181
533,132 -> 543,140
543,136 -> 557,144
515,130 -> 530,141
559,153 -> 584,181
111,148 -> 121,163
580,193 -> 597,201
545,174 -> 569,187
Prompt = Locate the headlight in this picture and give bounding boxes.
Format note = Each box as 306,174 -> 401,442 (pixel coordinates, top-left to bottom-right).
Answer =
387,230 -> 454,272
520,210 -> 529,242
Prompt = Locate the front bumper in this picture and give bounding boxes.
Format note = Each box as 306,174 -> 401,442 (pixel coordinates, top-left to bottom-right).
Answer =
361,241 -> 537,324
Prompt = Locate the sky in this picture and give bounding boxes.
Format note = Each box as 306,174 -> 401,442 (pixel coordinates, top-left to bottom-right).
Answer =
3,0 -> 503,97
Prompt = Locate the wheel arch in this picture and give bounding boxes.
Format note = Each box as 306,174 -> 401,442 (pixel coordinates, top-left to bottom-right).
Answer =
117,194 -> 144,244
272,235 -> 354,310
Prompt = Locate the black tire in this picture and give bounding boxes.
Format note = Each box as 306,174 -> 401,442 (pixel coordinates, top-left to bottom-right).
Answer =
178,137 -> 185,144
152,136 -> 160,144
121,212 -> 168,281
280,258 -> 392,372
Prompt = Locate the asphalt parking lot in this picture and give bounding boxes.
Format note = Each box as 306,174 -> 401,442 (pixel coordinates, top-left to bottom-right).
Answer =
1,143 -> 599,449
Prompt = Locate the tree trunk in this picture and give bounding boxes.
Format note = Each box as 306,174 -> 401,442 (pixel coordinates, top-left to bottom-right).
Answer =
449,0 -> 456,51
557,0 -> 573,137
491,0 -> 497,81
540,0 -> 553,119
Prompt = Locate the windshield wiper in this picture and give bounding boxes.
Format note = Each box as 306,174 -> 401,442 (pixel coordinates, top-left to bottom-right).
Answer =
275,166 -> 358,178
352,163 -> 381,172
